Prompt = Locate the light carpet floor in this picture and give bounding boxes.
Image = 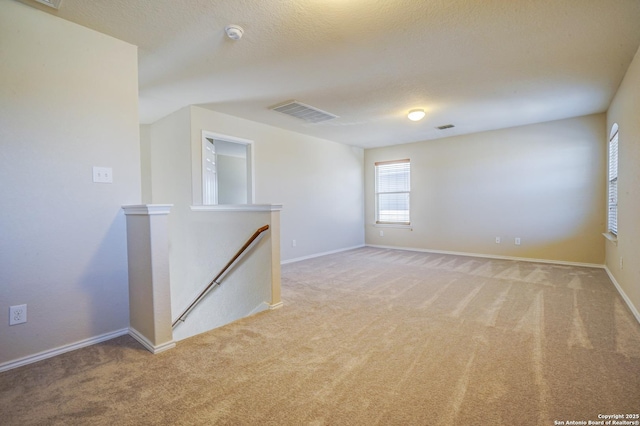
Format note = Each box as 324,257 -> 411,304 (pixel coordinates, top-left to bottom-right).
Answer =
1,247 -> 640,425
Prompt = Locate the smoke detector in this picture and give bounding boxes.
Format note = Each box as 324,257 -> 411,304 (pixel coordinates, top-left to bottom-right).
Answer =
225,25 -> 244,40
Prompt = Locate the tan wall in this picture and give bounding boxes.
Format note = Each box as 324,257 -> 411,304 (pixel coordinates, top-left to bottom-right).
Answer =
606,45 -> 640,316
189,106 -> 365,261
139,124 -> 153,204
217,155 -> 247,204
365,114 -> 607,265
148,107 -> 192,208
0,1 -> 140,367
146,108 -> 280,340
145,104 -> 365,338
170,209 -> 277,342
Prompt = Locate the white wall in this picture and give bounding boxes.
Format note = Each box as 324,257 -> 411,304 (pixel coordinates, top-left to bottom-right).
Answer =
170,209 -> 276,342
218,155 -> 247,204
606,45 -> 640,316
147,107 -> 192,208
365,114 -> 606,265
189,106 -> 365,261
143,105 -> 364,336
146,108 -> 286,340
0,0 -> 140,367
140,124 -> 153,203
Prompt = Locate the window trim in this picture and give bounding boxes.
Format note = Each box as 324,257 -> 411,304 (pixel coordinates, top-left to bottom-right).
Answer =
607,124 -> 618,237
374,159 -> 411,225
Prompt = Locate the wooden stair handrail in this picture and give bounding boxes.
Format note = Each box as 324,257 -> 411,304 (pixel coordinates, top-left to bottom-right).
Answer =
172,224 -> 270,328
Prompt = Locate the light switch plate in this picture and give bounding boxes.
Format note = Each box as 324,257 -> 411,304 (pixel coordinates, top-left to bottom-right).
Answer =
93,167 -> 113,183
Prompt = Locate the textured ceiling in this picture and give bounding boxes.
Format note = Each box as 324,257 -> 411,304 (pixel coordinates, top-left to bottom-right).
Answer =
20,0 -> 640,148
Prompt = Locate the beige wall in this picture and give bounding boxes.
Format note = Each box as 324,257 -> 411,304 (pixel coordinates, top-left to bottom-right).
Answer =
0,1 -> 140,367
606,45 -> 640,316
365,114 -> 607,265
189,106 -> 365,261
146,108 -> 278,340
170,209 -> 277,342
145,105 -> 365,338
140,124 -> 153,203
146,105 -> 365,263
217,155 -> 248,204
148,107 -> 192,208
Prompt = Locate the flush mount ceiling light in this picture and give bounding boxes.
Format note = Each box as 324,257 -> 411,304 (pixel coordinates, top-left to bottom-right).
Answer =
225,25 -> 244,40
407,109 -> 426,121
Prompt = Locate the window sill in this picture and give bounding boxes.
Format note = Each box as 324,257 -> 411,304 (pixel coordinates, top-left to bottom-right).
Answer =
602,232 -> 618,245
374,223 -> 413,230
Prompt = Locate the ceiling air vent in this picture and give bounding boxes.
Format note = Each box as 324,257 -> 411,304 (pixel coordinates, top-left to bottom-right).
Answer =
270,101 -> 338,123
436,124 -> 455,130
34,0 -> 63,9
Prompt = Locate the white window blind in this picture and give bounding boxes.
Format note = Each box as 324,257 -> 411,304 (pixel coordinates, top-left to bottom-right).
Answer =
375,159 -> 410,224
608,130 -> 618,235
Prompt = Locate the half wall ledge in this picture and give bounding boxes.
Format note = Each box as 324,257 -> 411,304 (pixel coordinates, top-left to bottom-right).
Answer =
190,204 -> 283,212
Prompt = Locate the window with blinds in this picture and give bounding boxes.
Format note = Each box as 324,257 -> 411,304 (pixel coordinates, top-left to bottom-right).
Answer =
375,159 -> 410,225
608,129 -> 618,235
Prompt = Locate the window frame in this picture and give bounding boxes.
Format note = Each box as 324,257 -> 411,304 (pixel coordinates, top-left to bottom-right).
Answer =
374,159 -> 411,225
607,124 -> 619,236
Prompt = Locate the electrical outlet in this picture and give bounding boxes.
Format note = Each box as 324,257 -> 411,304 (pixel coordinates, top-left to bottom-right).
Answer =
379,230 -> 384,237
292,239 -> 296,247
620,257 -> 623,270
9,304 -> 27,326
515,237 -> 521,246
495,237 -> 501,244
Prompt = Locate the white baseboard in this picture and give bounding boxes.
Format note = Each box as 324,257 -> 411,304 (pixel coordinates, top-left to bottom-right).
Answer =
281,244 -> 365,265
0,328 -> 129,373
367,244 -> 640,325
365,244 -> 604,269
269,301 -> 283,310
128,328 -> 176,354
248,300 -> 283,314
3,250 -> 632,373
604,266 -> 640,325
